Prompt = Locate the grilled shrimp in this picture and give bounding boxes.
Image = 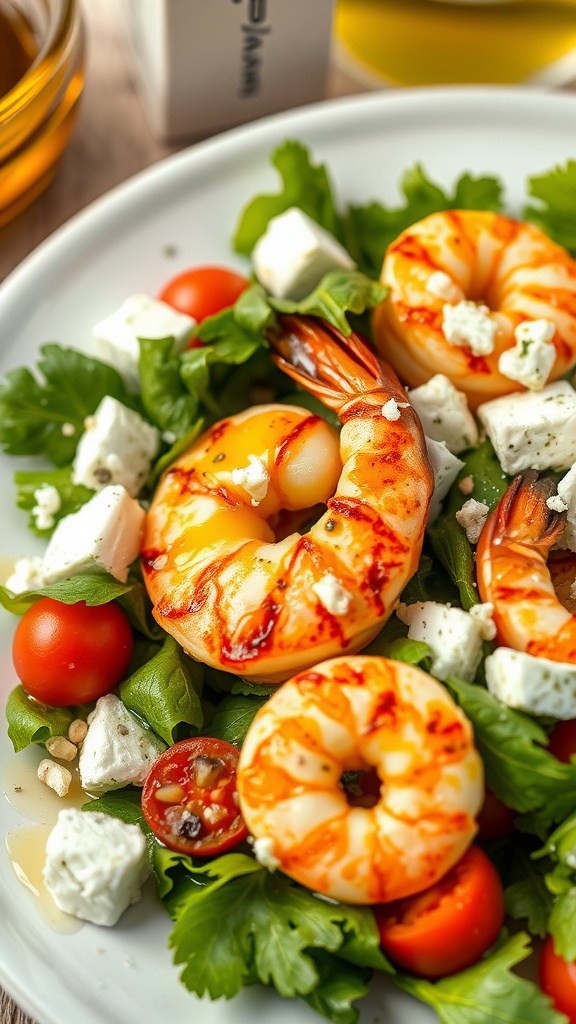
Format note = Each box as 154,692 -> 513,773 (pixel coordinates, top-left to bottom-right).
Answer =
142,316 -> 433,684
476,471 -> 576,662
237,655 -> 483,904
373,210 -> 576,409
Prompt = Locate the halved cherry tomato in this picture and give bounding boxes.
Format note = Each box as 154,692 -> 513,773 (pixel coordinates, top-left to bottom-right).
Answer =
159,265 -> 249,324
12,597 -> 133,707
476,787 -> 516,841
540,935 -> 576,1022
548,720 -> 576,764
374,845 -> 505,978
141,736 -> 248,855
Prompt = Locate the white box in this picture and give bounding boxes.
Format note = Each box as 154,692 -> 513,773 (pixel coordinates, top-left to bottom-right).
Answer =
120,0 -> 335,140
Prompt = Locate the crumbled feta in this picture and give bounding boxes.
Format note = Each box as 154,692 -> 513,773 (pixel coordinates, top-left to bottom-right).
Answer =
425,437 -> 465,522
61,422 -> 76,437
78,694 -> 165,795
72,396 -> 160,497
498,319 -> 556,391
396,601 -> 484,682
426,271 -> 461,302
477,381 -> 576,475
32,484 -> 61,531
407,374 -> 479,454
252,207 -> 355,301
252,836 -> 281,871
43,808 -> 149,926
38,759 -> 72,797
455,498 -> 490,544
93,294 -> 195,391
5,555 -> 46,594
312,573 -> 353,616
442,300 -> 497,356
381,398 -> 401,421
555,463 -> 576,552
485,647 -> 576,719
41,485 -> 145,584
468,602 -> 497,641
231,454 -> 270,506
547,494 -> 569,513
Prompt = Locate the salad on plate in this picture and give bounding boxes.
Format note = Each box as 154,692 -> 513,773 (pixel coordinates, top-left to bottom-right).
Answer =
2,140 -> 576,1024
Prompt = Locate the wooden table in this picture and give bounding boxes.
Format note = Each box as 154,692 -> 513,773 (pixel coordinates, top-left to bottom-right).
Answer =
0,2 -> 365,1021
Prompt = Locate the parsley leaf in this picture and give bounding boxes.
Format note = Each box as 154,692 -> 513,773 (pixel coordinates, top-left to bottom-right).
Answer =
524,160 -> 576,255
398,932 -> 566,1024
0,344 -> 137,464
271,271 -> 387,337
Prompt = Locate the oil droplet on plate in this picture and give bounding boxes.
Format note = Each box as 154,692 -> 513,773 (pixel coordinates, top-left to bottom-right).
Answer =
6,825 -> 81,934
2,746 -> 87,823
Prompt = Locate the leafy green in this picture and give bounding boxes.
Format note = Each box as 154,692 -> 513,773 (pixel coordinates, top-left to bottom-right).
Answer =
397,932 -> 566,1024
0,344 -> 137,465
82,788 -> 159,863
206,693 -> 268,747
0,572 -> 136,616
446,676 -> 576,832
271,271 -> 387,337
138,336 -> 199,438
6,686 -> 74,752
168,853 -> 390,1018
347,164 -> 504,278
14,467 -> 93,536
119,635 -> 203,745
233,140 -> 344,256
400,551 -> 460,606
533,813 -> 576,959
445,440 -> 509,517
302,951 -> 372,1024
505,847 -> 553,939
428,515 -> 478,610
524,160 -> 576,255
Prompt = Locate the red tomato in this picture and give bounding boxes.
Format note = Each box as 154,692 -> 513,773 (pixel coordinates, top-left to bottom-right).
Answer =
548,720 -> 576,764
476,787 -> 516,841
159,265 -> 249,324
374,845 -> 505,978
12,597 -> 133,707
141,737 -> 248,855
540,935 -> 576,1022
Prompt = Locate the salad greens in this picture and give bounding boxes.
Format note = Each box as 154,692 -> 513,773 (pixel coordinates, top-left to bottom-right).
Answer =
2,140 -> 576,1024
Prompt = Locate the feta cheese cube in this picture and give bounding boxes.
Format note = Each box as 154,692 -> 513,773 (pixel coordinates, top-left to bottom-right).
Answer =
42,485 -> 145,584
311,573 -> 352,616
93,294 -> 195,391
442,300 -> 497,356
396,601 -> 484,682
78,694 -> 165,795
408,374 -> 479,454
43,808 -> 149,926
485,647 -> 576,719
72,396 -> 160,497
477,381 -> 576,475
555,463 -> 576,553
455,498 -> 490,545
252,207 -> 355,301
425,437 -> 465,522
498,319 -> 556,391
468,602 -> 497,641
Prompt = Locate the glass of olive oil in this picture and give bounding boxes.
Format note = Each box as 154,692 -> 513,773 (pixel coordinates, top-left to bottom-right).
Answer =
333,0 -> 576,87
0,0 -> 85,230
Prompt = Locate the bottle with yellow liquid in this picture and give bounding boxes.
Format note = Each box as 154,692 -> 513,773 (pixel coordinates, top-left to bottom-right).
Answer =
334,0 -> 576,87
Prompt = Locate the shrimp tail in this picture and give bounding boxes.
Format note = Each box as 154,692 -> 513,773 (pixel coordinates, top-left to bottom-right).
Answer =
481,471 -> 566,557
268,314 -> 409,419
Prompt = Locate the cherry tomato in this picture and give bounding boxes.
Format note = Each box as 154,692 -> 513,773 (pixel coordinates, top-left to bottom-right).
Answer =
374,845 -> 505,978
540,935 -> 576,1022
12,597 -> 133,707
476,787 -> 516,841
548,720 -> 576,764
141,737 -> 248,855
159,265 -> 249,324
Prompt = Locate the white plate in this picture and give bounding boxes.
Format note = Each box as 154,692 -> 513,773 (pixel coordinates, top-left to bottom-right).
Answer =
1,85 -> 575,1024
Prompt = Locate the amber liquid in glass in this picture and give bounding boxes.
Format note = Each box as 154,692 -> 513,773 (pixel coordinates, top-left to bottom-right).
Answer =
0,1 -> 37,98
334,0 -> 576,86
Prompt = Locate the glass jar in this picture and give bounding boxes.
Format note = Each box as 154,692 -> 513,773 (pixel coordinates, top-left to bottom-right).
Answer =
0,0 -> 85,229
333,0 -> 576,88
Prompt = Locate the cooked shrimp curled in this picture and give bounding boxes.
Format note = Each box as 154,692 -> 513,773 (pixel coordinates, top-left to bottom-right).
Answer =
373,210 -> 576,408
476,471 -> 576,662
237,655 -> 484,904
142,317 -> 433,684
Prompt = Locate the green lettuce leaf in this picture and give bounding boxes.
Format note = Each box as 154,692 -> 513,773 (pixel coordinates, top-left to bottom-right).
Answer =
524,160 -> 576,255
6,686 -> 74,752
0,572 -> 136,616
14,467 -> 93,537
138,336 -> 199,438
0,344 -> 137,465
397,932 -> 566,1024
119,635 -> 203,744
206,693 -> 268,747
271,271 -> 387,337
